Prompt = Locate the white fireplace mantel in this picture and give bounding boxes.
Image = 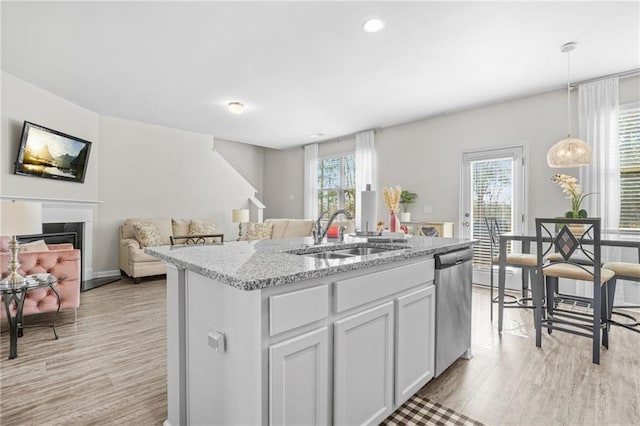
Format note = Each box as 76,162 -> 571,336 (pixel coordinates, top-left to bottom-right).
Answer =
1,195 -> 103,281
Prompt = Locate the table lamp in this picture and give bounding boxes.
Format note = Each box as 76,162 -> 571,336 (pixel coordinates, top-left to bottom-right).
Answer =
232,208 -> 249,240
0,201 -> 43,286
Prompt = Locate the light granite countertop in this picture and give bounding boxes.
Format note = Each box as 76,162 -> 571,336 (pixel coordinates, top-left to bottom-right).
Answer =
145,236 -> 474,291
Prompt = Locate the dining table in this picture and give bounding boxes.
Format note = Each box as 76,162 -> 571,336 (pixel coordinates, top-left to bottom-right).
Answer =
497,232 -> 640,333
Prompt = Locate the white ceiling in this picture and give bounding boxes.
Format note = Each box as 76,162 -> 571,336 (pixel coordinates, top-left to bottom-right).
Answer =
2,1 -> 639,149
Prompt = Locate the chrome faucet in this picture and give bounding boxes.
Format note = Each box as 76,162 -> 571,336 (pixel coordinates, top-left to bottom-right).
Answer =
313,209 -> 353,244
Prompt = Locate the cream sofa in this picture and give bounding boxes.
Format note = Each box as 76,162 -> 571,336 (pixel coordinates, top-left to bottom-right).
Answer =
240,218 -> 356,240
264,219 -> 315,238
120,218 -> 219,283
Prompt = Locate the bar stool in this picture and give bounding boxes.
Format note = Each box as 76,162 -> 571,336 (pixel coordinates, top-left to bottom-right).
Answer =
485,217 -> 537,322
602,261 -> 640,333
534,218 -> 616,364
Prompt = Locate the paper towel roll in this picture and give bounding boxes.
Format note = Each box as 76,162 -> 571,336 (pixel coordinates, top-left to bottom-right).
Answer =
360,189 -> 377,233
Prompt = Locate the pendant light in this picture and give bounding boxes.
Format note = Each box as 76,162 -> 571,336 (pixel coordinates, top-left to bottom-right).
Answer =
547,42 -> 592,168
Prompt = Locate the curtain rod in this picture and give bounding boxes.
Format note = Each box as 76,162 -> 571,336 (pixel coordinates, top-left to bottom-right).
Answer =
572,68 -> 640,88
302,127 -> 381,148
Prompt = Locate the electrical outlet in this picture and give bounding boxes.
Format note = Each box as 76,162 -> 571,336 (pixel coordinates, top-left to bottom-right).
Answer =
423,205 -> 433,214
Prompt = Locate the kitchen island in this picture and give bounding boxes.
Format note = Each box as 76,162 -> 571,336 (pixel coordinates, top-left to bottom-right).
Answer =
146,235 -> 474,426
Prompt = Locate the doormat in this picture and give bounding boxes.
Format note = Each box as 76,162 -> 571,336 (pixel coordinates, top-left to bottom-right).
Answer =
380,393 -> 485,426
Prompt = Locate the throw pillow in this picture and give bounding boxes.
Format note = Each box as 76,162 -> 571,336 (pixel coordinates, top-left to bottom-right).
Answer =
19,239 -> 50,252
243,222 -> 274,241
188,219 -> 219,244
133,222 -> 162,247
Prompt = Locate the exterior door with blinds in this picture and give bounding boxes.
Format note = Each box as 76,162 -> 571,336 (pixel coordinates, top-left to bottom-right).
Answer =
461,147 -> 525,287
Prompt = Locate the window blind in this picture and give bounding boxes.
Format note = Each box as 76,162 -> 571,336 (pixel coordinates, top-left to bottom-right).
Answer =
619,106 -> 640,229
471,158 -> 514,268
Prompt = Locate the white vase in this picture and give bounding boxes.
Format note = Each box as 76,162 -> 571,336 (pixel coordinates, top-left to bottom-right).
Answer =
400,212 -> 411,222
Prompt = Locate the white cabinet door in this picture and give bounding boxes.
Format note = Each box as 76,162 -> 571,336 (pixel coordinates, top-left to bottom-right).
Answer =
395,285 -> 435,405
269,327 -> 328,426
334,302 -> 394,426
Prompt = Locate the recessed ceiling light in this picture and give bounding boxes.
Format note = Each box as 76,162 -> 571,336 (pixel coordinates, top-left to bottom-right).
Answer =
363,18 -> 385,33
310,133 -> 325,138
228,102 -> 245,114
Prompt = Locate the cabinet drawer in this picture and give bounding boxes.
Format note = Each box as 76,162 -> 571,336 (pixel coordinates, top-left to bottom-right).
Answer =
335,259 -> 434,313
270,285 -> 329,336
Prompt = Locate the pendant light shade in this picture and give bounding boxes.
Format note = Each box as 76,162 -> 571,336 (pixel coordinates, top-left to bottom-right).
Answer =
547,137 -> 592,168
547,42 -> 592,168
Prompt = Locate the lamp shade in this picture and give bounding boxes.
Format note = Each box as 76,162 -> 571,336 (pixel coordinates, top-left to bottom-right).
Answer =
0,201 -> 42,236
547,138 -> 592,168
232,208 -> 249,223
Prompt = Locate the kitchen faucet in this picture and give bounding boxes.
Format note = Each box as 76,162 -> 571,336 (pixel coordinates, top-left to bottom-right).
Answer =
313,209 -> 353,244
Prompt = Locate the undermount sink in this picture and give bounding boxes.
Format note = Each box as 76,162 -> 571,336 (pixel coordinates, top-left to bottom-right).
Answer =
331,247 -> 394,256
303,252 -> 355,260
294,244 -> 407,259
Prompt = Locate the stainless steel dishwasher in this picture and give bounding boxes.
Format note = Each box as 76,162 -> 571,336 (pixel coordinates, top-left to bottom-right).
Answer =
434,248 -> 474,377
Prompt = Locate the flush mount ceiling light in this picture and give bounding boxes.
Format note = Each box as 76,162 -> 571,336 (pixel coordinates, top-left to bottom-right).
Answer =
362,18 -> 385,33
309,133 -> 325,138
227,102 -> 245,115
547,42 -> 592,168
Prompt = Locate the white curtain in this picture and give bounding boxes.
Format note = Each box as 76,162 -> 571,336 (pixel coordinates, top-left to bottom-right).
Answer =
578,77 -> 620,231
303,143 -> 318,219
355,130 -> 377,229
576,77 -> 638,305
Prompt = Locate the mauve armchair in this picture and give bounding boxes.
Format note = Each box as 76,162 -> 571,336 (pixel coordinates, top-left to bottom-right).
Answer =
0,242 -> 81,320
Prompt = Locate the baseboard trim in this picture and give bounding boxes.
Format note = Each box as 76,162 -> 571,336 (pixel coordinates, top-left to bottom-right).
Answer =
82,275 -> 122,291
93,269 -> 121,279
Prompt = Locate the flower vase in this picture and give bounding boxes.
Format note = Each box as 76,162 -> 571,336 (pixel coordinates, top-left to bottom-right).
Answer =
568,223 -> 585,236
389,211 -> 401,232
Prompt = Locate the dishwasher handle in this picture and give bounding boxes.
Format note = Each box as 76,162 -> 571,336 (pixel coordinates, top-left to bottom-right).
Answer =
435,248 -> 474,269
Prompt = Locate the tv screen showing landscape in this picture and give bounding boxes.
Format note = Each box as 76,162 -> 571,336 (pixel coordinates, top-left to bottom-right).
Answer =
14,121 -> 92,183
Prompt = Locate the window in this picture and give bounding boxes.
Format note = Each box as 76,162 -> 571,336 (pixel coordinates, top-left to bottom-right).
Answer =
619,103 -> 640,229
317,154 -> 356,217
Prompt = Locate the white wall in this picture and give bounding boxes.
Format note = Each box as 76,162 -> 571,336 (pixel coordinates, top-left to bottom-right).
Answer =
263,75 -> 640,232
2,72 -> 265,277
263,146 -> 304,219
215,137 -> 264,200
1,72 -> 99,201
96,116 -> 258,274
262,137 -> 356,219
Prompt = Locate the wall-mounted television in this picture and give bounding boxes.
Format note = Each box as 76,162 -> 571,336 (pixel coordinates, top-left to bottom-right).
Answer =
14,121 -> 92,183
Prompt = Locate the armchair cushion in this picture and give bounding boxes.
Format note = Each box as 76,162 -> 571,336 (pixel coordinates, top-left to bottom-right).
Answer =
244,222 -> 274,240
266,219 -> 289,239
122,218 -> 173,245
19,239 -> 50,252
189,219 -> 218,243
133,222 -> 162,247
264,218 -> 315,239
172,218 -> 191,236
282,219 -> 315,238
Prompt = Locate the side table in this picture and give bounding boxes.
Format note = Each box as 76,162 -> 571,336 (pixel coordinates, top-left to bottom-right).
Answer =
0,273 -> 61,359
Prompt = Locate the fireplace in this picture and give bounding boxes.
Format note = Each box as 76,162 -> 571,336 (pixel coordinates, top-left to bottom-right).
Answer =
18,222 -> 85,283
1,196 -> 98,290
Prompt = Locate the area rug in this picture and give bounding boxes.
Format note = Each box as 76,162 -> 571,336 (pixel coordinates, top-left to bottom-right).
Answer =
381,393 -> 485,426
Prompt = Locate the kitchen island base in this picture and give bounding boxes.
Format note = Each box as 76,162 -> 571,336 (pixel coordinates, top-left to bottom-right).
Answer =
165,258 -> 439,425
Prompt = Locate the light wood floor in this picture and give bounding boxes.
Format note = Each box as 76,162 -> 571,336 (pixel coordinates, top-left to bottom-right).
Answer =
421,287 -> 640,425
1,279 -> 639,425
0,278 -> 167,425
